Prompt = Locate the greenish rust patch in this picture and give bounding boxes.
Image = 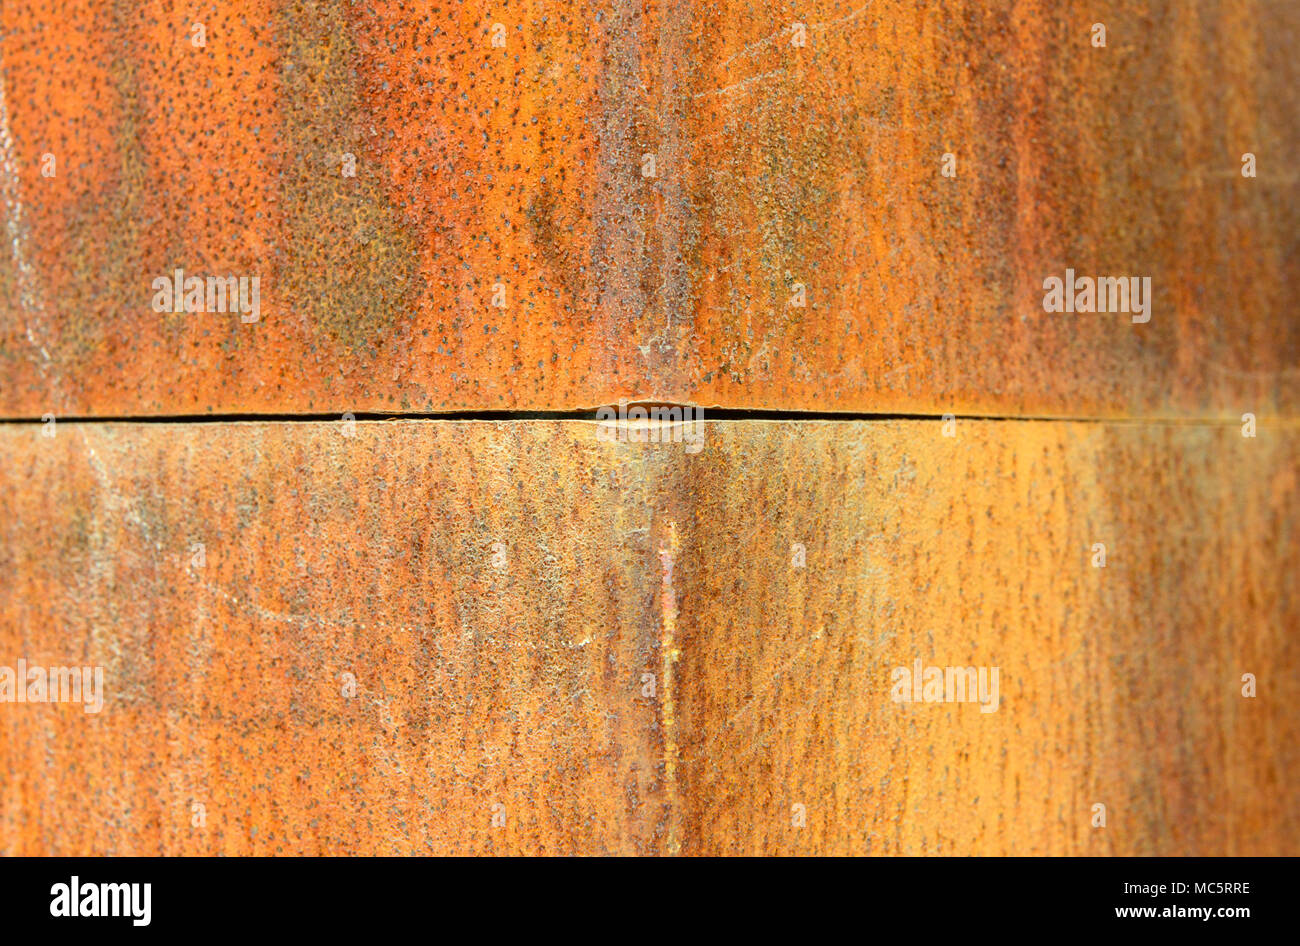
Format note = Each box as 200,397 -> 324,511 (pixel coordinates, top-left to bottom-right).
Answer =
276,1 -> 420,355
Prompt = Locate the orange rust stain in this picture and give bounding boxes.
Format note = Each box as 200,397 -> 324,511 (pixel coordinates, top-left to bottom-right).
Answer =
674,419 -> 1300,854
1,419 -> 1296,854
0,1 -> 1294,418
0,421 -> 676,854
0,0 -> 1295,862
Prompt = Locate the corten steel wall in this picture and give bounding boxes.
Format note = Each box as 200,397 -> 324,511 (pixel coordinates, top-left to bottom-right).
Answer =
0,1 -> 1297,855
1,421 -> 1297,855
1,0 -> 1296,418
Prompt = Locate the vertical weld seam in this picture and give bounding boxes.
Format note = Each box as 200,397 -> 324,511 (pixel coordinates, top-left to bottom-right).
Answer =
659,517 -> 681,854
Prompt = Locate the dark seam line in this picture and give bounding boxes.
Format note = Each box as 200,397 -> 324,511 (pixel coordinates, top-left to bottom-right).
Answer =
0,410 -> 1268,425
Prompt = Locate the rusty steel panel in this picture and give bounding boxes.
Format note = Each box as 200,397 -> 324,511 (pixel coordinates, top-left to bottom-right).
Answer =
1,419 -> 1295,855
671,419 -> 1300,855
0,421 -> 674,855
1,1 -> 1296,419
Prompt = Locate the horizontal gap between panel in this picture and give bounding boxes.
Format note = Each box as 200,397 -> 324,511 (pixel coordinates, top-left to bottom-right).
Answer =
0,409 -> 1273,426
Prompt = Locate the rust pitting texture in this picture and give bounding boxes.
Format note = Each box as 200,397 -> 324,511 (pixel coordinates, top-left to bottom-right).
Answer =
0,0 -> 1296,861
671,420 -> 1299,855
1,420 -> 1296,854
0,0 -> 1295,418
0,422 -> 675,855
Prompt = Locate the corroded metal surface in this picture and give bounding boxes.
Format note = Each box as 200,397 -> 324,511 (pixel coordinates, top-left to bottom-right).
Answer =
672,420 -> 1300,854
1,419 -> 1294,854
0,421 -> 673,855
1,1 -> 1296,418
